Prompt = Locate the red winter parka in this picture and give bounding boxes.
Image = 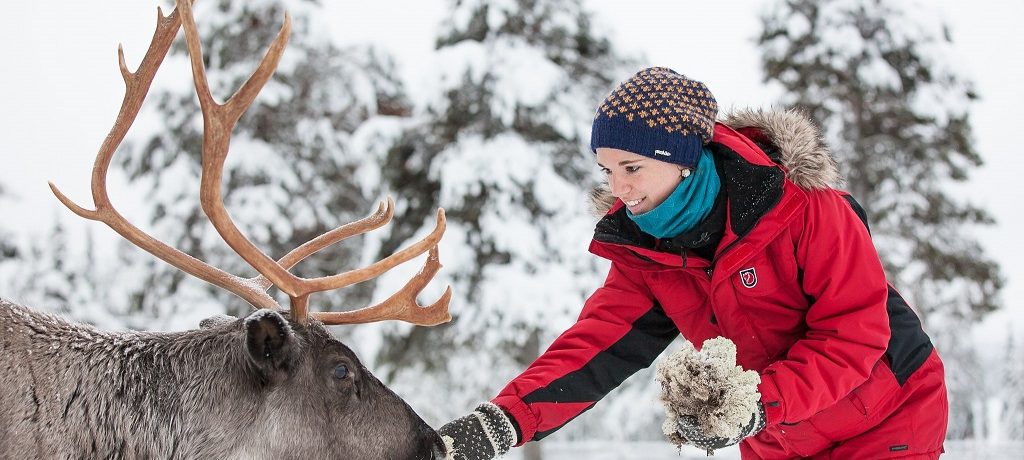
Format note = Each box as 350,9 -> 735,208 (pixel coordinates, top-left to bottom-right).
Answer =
491,109 -> 948,459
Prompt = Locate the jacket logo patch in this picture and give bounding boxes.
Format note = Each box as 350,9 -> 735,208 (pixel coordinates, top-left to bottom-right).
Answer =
739,268 -> 757,288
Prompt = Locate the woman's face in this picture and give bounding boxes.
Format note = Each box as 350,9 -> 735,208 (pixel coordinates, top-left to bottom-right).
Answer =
596,147 -> 685,215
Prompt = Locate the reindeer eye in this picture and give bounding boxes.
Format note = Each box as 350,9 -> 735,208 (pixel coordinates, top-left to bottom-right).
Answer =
333,364 -> 350,380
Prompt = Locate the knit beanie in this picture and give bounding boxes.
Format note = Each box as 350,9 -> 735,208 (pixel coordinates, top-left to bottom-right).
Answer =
590,67 -> 718,168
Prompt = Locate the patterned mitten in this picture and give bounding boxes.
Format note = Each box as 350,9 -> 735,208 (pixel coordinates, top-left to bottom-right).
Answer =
676,402 -> 766,454
438,402 -> 518,460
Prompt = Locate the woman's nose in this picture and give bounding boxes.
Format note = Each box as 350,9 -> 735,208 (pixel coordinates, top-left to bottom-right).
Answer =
609,174 -> 629,197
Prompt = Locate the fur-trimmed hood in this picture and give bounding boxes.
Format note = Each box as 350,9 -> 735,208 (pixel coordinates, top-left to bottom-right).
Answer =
590,108 -> 840,216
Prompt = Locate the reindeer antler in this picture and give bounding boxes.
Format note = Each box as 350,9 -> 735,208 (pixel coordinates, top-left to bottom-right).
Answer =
50,0 -> 451,327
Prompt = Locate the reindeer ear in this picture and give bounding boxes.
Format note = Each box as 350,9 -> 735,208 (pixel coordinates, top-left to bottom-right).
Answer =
244,309 -> 295,378
200,313 -> 238,329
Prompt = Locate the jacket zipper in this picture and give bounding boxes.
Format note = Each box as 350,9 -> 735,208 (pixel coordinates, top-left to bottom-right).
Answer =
681,247 -> 714,279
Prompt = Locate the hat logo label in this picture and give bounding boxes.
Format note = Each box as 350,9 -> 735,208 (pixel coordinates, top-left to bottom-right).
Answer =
654,149 -> 672,157
739,268 -> 757,288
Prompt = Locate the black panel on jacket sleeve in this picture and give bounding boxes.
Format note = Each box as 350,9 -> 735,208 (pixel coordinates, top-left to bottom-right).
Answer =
885,285 -> 933,385
523,302 -> 679,439
841,193 -> 871,235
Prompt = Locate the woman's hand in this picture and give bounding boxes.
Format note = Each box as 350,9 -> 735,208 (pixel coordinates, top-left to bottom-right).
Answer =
674,403 -> 766,454
438,402 -> 518,460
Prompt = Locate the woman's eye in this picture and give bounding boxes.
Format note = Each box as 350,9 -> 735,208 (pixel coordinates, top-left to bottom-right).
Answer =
625,166 -> 640,173
333,364 -> 350,379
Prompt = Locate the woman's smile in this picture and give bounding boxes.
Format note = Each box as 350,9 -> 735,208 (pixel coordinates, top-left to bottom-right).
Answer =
624,197 -> 645,211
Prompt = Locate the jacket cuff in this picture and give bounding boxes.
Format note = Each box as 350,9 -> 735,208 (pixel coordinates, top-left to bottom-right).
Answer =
491,394 -> 538,446
757,373 -> 786,427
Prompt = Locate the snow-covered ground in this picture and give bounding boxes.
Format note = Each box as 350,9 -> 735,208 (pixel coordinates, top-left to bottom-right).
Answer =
503,440 -> 1024,459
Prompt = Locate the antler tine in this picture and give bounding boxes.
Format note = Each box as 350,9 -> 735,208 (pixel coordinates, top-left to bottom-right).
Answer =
176,0 -> 306,299
311,246 -> 453,326
287,208 -> 448,325
250,198 -> 395,291
304,208 -> 446,292
49,4 -> 278,310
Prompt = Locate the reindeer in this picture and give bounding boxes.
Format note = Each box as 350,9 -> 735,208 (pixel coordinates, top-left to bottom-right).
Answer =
0,1 -> 452,458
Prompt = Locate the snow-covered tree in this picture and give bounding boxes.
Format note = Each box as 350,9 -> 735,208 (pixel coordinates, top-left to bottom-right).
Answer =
0,183 -> 22,301
0,183 -> 17,263
115,0 -> 411,323
1,219 -> 129,327
758,0 -> 1001,321
757,0 -> 1003,439
368,0 -> 660,443
934,324 -> 990,439
1001,328 -> 1024,439
8,219 -> 75,315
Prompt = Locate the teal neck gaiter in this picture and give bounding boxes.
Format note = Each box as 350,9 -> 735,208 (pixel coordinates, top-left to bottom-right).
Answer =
627,148 -> 721,239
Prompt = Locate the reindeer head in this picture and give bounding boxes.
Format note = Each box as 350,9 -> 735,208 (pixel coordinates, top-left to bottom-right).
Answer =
188,309 -> 444,459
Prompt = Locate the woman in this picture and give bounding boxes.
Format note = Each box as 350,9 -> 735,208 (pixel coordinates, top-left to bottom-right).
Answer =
438,67 -> 948,459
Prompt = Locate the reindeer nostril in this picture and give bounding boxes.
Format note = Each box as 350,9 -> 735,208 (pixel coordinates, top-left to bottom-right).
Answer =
411,420 -> 447,460
427,430 -> 447,460
431,440 -> 446,460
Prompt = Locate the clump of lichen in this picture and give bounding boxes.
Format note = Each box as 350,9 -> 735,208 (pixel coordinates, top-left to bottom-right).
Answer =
656,337 -> 761,448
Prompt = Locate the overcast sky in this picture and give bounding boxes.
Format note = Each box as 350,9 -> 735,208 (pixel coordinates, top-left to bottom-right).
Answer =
1,0 -> 1021,342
